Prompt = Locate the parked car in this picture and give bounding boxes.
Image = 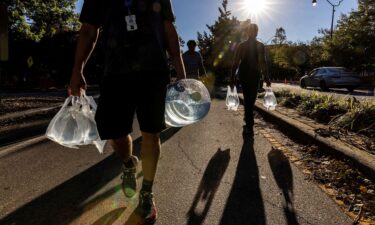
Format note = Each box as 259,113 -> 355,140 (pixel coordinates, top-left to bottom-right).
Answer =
300,67 -> 363,92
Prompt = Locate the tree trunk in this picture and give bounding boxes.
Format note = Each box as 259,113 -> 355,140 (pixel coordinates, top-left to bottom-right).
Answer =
0,3 -> 8,61
0,3 -> 8,86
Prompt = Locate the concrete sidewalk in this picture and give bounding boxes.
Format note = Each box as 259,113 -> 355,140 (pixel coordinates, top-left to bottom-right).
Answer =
1,100 -> 352,225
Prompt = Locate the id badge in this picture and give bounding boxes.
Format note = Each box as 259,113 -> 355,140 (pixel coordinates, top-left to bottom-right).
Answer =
125,15 -> 138,31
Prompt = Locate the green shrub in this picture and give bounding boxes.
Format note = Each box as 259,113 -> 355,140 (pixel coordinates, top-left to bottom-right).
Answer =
274,90 -> 293,98
330,102 -> 375,138
297,93 -> 326,115
310,100 -> 347,124
281,94 -> 303,108
269,90 -> 374,140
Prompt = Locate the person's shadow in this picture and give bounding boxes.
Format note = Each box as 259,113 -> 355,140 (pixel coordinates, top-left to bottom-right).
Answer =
268,147 -> 300,225
186,148 -> 231,225
122,148 -> 231,225
219,131 -> 266,225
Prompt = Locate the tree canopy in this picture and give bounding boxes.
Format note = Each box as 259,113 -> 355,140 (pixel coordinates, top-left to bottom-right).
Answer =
5,0 -> 79,41
323,0 -> 375,71
197,0 -> 251,83
272,27 -> 287,45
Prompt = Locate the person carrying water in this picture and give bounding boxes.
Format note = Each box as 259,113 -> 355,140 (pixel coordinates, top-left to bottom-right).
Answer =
231,23 -> 271,136
69,0 -> 186,223
183,40 -> 207,79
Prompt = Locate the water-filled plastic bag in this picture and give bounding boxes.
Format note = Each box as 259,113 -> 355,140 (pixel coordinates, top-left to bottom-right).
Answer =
46,94 -> 106,153
225,86 -> 240,111
263,88 -> 277,110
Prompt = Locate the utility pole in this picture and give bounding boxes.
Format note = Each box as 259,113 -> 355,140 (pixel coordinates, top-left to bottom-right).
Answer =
312,0 -> 344,40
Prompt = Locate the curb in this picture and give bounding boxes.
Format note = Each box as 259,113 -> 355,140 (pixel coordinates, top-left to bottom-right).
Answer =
0,104 -> 61,121
241,96 -> 375,181
0,120 -> 51,147
0,106 -> 60,146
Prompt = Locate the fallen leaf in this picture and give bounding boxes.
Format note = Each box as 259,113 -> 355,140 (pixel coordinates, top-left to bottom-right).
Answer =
360,186 -> 368,193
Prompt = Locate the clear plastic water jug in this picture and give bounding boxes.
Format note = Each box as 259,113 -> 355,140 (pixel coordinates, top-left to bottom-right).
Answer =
263,88 -> 277,110
165,79 -> 211,127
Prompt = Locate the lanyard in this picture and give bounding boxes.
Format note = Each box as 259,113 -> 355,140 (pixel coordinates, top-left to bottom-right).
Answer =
124,0 -> 133,14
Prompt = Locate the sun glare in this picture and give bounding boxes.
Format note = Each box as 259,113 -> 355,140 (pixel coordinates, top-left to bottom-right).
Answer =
243,0 -> 267,15
239,0 -> 273,21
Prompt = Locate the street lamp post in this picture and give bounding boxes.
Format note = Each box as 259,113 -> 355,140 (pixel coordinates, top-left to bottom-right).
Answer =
312,0 -> 344,40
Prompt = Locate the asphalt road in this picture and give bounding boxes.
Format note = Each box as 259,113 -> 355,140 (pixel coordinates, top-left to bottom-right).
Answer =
271,83 -> 375,102
0,100 -> 353,225
0,119 -> 141,220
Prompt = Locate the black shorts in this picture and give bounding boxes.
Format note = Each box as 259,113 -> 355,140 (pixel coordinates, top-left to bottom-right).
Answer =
95,75 -> 168,140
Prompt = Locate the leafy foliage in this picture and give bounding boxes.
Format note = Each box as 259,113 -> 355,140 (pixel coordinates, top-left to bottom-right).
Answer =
270,90 -> 375,139
5,0 -> 79,41
327,0 -> 375,71
267,42 -> 311,80
265,0 -> 374,80
197,0 -> 251,83
271,27 -> 287,45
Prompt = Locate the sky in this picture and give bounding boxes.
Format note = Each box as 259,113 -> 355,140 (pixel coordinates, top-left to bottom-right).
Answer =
75,0 -> 358,49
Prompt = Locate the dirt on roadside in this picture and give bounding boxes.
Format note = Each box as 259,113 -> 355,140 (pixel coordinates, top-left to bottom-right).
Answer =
255,114 -> 375,224
0,97 -> 65,129
0,97 -> 65,117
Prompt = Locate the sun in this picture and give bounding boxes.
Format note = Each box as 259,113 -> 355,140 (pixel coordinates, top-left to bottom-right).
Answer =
242,0 -> 267,16
234,0 -> 278,25
238,0 -> 273,22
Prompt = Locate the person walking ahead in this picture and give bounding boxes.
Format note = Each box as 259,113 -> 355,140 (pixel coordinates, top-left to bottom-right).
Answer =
183,40 -> 207,79
69,0 -> 186,224
231,23 -> 271,136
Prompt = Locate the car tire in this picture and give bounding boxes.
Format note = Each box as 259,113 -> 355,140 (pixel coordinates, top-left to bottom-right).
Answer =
347,87 -> 355,92
320,81 -> 329,91
300,80 -> 306,89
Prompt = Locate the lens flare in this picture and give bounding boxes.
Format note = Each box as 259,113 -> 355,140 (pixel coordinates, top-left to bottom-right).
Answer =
243,0 -> 267,15
235,0 -> 277,23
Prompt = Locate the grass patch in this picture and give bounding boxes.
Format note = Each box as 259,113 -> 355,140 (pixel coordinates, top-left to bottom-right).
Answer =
330,102 -> 375,137
258,90 -> 375,143
302,95 -> 347,124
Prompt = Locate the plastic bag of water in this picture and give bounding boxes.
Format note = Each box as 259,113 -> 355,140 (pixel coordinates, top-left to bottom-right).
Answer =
165,79 -> 211,127
225,86 -> 240,111
46,93 -> 106,153
263,88 -> 277,110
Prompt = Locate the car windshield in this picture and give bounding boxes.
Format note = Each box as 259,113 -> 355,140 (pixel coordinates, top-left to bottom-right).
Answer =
309,70 -> 317,76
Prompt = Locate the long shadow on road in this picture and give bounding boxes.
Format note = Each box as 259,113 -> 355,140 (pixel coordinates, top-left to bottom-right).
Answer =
0,127 -> 181,225
268,148 -> 300,225
186,148 -> 231,225
218,132 -> 266,225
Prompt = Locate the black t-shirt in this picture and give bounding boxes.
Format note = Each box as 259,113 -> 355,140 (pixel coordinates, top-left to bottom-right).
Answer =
238,39 -> 264,83
79,0 -> 175,79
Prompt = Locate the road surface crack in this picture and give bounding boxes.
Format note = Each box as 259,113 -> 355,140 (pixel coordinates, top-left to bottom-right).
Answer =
177,140 -> 202,173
